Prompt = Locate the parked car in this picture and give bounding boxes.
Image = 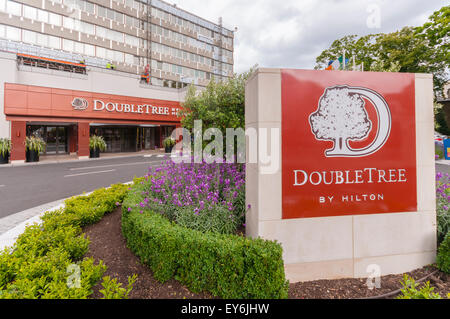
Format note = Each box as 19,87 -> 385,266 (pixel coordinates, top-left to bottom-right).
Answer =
435,132 -> 447,159
435,132 -> 447,147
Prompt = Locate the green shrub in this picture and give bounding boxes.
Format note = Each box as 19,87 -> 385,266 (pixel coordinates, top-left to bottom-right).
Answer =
122,186 -> 289,299
89,135 -> 107,151
162,137 -> 176,148
174,204 -> 241,235
397,275 -> 442,299
99,274 -> 137,299
25,136 -> 46,153
437,232 -> 450,274
0,138 -> 11,157
0,183 -> 129,299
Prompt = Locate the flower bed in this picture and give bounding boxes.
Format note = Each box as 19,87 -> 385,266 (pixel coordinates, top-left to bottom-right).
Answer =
138,160 -> 246,235
437,172 -> 450,245
0,184 -> 129,299
122,161 -> 289,299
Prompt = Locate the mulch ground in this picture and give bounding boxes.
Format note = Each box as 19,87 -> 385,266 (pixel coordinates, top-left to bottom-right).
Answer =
83,207 -> 449,299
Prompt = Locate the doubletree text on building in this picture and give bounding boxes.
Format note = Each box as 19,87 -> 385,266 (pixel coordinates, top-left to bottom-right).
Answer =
93,100 -> 179,116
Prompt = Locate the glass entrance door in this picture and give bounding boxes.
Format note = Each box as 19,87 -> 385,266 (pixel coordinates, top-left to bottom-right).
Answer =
46,127 -> 57,155
56,127 -> 68,154
44,126 -> 68,155
27,125 -> 69,155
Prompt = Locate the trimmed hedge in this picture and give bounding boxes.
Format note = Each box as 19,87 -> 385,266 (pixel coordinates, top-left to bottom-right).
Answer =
0,184 -> 128,299
437,232 -> 450,274
122,184 -> 289,299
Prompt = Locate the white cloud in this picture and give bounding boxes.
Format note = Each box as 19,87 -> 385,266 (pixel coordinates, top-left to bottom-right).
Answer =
170,0 -> 445,73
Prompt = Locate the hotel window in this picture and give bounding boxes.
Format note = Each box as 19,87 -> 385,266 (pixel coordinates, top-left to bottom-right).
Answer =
0,25 -> 5,38
36,33 -> 47,46
132,0 -> 139,10
125,15 -> 132,26
96,46 -> 105,58
97,6 -> 106,18
114,51 -> 124,62
105,48 -> 114,60
0,0 -> 5,12
125,34 -> 138,47
108,29 -> 123,43
96,26 -> 106,38
85,1 -> 95,14
85,43 -> 94,56
6,0 -> 21,16
48,35 -> 60,49
63,0 -> 74,8
124,53 -> 134,64
114,12 -> 124,24
49,13 -> 61,26
74,0 -> 84,10
74,41 -> 84,54
63,39 -> 74,51
63,17 -> 74,29
6,25 -> 20,41
37,9 -> 48,23
23,6 -> 37,20
83,22 -> 95,35
22,30 -> 36,44
134,17 -> 140,28
106,8 -> 114,20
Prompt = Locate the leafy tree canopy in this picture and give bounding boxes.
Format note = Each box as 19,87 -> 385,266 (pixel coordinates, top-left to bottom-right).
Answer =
315,5 -> 449,98
179,68 -> 254,132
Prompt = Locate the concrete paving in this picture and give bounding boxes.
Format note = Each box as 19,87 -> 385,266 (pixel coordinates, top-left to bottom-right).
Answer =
0,200 -> 65,250
0,182 -> 134,250
436,159 -> 450,174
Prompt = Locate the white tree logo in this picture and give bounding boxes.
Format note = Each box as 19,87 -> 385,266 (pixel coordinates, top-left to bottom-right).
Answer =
72,98 -> 88,111
309,85 -> 391,157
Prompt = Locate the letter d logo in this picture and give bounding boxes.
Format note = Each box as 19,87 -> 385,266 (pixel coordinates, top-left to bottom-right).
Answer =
309,85 -> 391,158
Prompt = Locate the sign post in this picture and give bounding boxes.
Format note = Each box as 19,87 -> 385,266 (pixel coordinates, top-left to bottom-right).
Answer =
245,68 -> 436,282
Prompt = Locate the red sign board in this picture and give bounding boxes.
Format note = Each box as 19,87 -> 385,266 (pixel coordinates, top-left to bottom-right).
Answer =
4,83 -> 181,124
281,70 -> 417,219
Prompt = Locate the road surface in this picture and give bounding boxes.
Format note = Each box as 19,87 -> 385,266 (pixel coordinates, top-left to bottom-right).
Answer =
0,154 -> 167,219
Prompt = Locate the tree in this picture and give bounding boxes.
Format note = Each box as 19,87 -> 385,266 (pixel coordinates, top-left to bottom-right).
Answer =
178,69 -> 255,159
315,34 -> 380,71
179,69 -> 254,132
309,87 -> 371,155
415,5 -> 450,98
315,5 -> 449,98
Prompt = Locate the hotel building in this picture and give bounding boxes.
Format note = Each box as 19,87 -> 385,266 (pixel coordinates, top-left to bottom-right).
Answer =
0,0 -> 234,162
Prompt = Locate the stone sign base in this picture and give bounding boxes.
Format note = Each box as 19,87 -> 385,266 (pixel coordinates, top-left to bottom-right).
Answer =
245,68 -> 436,282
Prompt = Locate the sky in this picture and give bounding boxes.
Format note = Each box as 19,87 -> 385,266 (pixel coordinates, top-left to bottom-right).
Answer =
169,0 -> 446,73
